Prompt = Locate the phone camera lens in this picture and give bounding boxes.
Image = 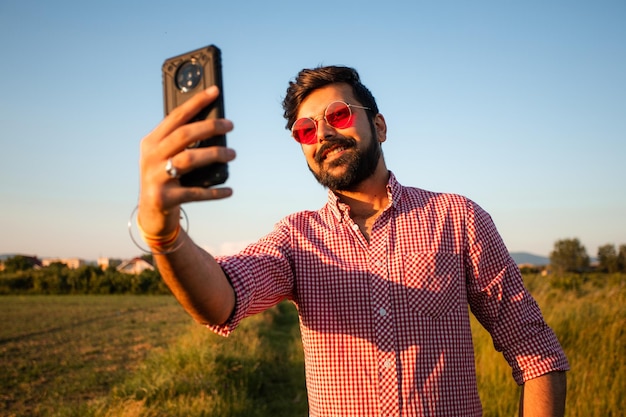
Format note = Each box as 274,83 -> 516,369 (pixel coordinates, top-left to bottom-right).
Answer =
175,61 -> 203,92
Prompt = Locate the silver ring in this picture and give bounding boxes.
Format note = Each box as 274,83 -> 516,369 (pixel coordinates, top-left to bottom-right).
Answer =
165,158 -> 179,179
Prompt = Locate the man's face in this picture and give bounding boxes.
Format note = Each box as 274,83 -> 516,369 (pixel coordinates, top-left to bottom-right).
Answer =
295,84 -> 386,191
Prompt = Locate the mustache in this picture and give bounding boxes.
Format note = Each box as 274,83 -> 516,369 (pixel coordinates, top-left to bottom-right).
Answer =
314,136 -> 357,163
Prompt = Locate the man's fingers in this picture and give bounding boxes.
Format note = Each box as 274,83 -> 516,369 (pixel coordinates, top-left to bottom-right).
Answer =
162,86 -> 220,136
147,86 -> 221,144
165,147 -> 236,179
157,118 -> 234,157
169,186 -> 234,205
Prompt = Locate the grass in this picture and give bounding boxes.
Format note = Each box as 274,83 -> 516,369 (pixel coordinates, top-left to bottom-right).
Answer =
2,273 -> 624,416
539,273 -> 625,416
471,273 -> 626,416
91,301 -> 307,417
0,295 -> 193,417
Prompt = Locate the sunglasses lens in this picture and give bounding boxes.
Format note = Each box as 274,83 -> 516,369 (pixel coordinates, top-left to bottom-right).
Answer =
325,102 -> 352,129
291,102 -> 357,144
292,118 -> 317,144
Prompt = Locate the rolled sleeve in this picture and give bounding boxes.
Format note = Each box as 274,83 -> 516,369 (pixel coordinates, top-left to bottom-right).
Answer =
465,200 -> 569,384
205,262 -> 255,337
206,222 -> 295,337
504,325 -> 570,384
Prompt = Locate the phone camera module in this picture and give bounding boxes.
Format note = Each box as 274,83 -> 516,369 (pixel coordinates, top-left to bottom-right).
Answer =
175,61 -> 203,92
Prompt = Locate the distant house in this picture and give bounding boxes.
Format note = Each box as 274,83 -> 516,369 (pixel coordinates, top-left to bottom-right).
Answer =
116,258 -> 155,275
41,258 -> 85,269
97,257 -> 122,270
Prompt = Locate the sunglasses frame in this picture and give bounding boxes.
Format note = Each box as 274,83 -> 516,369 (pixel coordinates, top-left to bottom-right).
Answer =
291,101 -> 371,144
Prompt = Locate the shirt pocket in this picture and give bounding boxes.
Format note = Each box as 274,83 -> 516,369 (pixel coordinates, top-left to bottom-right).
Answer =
403,252 -> 462,318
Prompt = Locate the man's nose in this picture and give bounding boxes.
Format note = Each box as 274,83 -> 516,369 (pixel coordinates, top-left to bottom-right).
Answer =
315,118 -> 336,143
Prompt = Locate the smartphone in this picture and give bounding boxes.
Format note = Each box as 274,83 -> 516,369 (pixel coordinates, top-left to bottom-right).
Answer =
162,44 -> 228,187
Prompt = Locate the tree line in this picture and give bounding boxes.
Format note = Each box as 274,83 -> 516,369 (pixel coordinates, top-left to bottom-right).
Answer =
550,238 -> 626,275
1,239 -> 624,295
0,257 -> 169,295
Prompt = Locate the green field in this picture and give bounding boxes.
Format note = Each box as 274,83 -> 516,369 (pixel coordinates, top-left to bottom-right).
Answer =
1,274 -> 624,416
0,296 -> 194,416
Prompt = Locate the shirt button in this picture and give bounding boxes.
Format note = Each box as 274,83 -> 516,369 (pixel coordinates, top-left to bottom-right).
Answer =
351,224 -> 359,231
374,260 -> 383,267
383,359 -> 392,368
379,307 -> 387,316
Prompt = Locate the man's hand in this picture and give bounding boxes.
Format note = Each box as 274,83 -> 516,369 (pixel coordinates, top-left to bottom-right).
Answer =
138,86 -> 236,241
135,85 -> 237,326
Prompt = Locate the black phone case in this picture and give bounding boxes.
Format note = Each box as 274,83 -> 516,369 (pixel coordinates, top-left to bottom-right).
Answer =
162,44 -> 228,187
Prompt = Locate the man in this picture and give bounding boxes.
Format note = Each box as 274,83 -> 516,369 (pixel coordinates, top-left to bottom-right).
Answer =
137,65 -> 568,416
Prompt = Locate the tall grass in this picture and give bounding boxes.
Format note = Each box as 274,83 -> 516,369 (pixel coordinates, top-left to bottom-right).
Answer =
82,273 -> 624,416
539,273 -> 625,416
84,302 -> 307,417
473,273 -> 625,416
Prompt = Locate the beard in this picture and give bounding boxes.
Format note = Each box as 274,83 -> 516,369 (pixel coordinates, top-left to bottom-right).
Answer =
308,123 -> 381,191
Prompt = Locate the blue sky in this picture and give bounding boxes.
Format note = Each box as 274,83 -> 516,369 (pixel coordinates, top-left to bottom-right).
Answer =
0,0 -> 624,260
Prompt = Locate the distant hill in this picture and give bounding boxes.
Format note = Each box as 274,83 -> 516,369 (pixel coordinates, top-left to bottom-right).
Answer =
510,252 -> 549,265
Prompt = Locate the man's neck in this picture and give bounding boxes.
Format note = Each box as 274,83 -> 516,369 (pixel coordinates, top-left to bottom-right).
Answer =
333,168 -> 390,220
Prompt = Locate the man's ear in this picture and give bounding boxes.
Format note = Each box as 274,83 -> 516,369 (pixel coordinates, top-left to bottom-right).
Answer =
374,113 -> 387,143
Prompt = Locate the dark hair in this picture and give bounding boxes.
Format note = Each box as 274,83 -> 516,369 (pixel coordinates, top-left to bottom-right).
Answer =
282,65 -> 379,130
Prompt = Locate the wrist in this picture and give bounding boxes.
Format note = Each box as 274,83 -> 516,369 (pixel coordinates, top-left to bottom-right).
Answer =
137,221 -> 182,250
129,205 -> 189,255
136,201 -> 180,235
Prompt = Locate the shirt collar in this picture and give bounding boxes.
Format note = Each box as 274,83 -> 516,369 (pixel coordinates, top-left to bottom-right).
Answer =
326,171 -> 403,222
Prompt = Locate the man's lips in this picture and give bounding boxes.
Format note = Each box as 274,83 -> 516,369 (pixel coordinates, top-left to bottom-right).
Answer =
315,138 -> 356,163
321,145 -> 346,161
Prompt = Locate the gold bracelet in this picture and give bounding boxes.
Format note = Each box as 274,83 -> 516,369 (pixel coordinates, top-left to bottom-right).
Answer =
128,205 -> 188,255
137,221 -> 181,249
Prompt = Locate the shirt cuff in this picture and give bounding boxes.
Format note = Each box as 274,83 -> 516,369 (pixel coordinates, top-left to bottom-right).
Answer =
504,326 -> 570,385
205,262 -> 253,337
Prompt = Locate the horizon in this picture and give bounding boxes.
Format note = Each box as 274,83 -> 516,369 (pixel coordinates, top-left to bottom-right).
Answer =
0,250 -> 556,264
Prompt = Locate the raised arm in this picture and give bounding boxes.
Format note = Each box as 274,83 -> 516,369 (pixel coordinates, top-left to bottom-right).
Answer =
137,86 -> 237,325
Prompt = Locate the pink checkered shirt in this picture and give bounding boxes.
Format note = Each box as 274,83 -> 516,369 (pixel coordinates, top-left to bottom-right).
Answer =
212,172 -> 569,416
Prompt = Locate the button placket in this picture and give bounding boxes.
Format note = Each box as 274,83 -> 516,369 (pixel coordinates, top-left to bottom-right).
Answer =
368,213 -> 399,416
